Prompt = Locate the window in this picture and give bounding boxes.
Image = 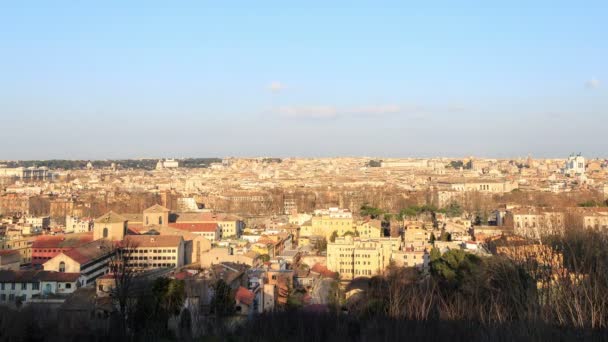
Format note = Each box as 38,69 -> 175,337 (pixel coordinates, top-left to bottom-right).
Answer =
158,216 -> 162,225
11,283 -> 15,290
146,216 -> 149,225
0,294 -> 4,301
59,261 -> 66,272
21,283 -> 27,290
0,283 -> 4,291
8,294 -> 14,301
32,283 -> 39,290
66,283 -> 72,289
103,227 -> 108,238
98,285 -> 103,291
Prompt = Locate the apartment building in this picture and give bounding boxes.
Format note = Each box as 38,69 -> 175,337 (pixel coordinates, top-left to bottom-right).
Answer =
0,237 -> 34,264
356,219 -> 383,238
43,239 -> 115,286
392,249 -> 430,272
0,270 -> 79,304
122,235 -> 185,270
327,236 -> 402,280
31,233 -> 94,266
510,208 -> 565,238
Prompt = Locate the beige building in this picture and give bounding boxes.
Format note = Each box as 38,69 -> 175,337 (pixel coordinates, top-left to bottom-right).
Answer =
43,239 -> 114,286
93,211 -> 128,241
143,204 -> 170,227
122,235 -> 185,270
510,208 -> 565,238
327,236 -> 402,280
301,211 -> 354,239
356,219 -> 383,238
581,209 -> 608,231
392,249 -> 430,272
0,237 -> 34,264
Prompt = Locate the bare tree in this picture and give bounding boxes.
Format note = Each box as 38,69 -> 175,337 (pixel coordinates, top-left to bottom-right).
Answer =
104,238 -> 139,338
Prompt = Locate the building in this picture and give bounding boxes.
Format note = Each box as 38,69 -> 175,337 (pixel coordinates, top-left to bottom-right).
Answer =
356,219 -> 383,238
392,249 -> 430,272
173,212 -> 244,238
302,208 -> 354,239
43,239 -> 115,287
143,204 -> 170,227
156,159 -> 179,170
31,233 -> 95,266
65,216 -> 92,233
169,223 -> 221,242
0,194 -> 30,215
0,166 -> 50,180
93,211 -> 128,241
122,235 -> 185,270
581,209 -> 608,231
0,237 -> 34,265
327,236 -> 402,280
0,250 -> 21,271
564,154 -> 585,176
0,270 -> 79,305
24,216 -> 50,231
509,208 -> 565,238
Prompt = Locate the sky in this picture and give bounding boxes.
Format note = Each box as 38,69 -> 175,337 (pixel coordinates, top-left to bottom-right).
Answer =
0,1 -> 606,160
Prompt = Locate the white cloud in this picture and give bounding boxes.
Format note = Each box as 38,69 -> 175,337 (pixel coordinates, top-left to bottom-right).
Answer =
586,78 -> 601,89
275,104 -> 403,119
276,106 -> 338,119
268,81 -> 286,93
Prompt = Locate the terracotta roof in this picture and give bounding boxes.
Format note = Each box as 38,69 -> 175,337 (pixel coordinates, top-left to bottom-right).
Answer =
95,211 -> 127,224
143,204 -> 170,213
173,212 -> 242,223
33,233 -> 94,249
310,263 -> 338,278
235,286 -> 254,306
124,235 -> 183,248
61,240 -> 113,265
169,223 -> 218,233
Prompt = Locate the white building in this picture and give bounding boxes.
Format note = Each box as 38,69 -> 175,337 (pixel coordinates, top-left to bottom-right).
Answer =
564,154 -> 585,176
0,270 -> 79,304
65,216 -> 93,233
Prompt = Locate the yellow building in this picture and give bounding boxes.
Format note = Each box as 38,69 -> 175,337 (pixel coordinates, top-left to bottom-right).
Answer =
0,237 -> 34,264
356,219 -> 383,238
327,236 -> 402,280
93,211 -> 127,241
300,215 -> 355,240
143,204 -> 170,227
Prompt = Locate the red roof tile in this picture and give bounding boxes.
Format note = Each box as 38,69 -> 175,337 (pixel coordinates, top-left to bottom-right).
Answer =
235,286 -> 254,306
169,223 -> 218,233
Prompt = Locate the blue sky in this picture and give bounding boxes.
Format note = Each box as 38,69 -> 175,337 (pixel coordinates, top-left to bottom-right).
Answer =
0,1 -> 606,159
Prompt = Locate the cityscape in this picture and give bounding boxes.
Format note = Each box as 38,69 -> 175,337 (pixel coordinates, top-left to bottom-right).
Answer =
1,155 -> 608,340
1,1 -> 607,341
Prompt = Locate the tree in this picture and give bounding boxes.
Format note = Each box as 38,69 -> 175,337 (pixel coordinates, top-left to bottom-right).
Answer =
439,231 -> 451,242
210,279 -> 235,317
329,230 -> 338,243
105,239 -> 138,338
360,204 -> 384,219
430,247 -> 441,262
260,254 -> 271,262
429,232 -> 436,244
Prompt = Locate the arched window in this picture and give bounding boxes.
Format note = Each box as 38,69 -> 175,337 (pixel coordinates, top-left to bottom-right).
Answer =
59,261 -> 65,272
158,216 -> 163,225
103,227 -> 108,238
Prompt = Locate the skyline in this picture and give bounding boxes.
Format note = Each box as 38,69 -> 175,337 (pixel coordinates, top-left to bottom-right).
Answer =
1,1 -> 607,159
